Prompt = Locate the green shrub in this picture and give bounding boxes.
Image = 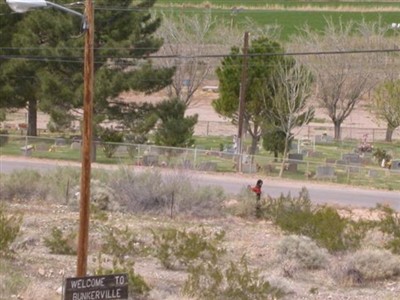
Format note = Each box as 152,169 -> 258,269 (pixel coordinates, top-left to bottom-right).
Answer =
376,206 -> 400,254
99,128 -> 124,158
0,205 -> 22,258
261,188 -> 313,224
307,206 -> 348,252
100,226 -> 149,261
183,256 -> 286,300
176,184 -> 226,218
151,226 -> 225,270
338,249 -> 400,285
96,226 -> 150,297
109,169 -> 225,217
261,188 -> 367,252
94,253 -> 150,297
43,227 -> 76,255
372,148 -> 392,166
0,259 -> 29,297
277,235 -> 329,270
0,170 -> 48,202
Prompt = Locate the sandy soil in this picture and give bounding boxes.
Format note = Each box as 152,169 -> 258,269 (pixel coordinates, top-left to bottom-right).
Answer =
4,197 -> 400,300
2,81 -> 384,138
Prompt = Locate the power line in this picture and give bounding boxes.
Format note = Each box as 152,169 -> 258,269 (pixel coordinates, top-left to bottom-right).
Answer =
1,47 -> 399,64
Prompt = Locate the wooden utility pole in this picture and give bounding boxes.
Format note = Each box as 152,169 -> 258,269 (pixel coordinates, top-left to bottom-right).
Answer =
77,0 -> 94,277
237,32 -> 249,172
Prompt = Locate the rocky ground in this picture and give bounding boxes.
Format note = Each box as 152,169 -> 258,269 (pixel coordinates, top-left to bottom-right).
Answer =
2,197 -> 400,300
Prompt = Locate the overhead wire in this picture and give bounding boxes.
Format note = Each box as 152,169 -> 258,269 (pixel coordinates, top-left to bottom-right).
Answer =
1,47 -> 400,65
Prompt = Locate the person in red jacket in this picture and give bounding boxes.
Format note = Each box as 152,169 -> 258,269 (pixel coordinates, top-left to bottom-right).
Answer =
248,179 -> 263,217
248,179 -> 263,200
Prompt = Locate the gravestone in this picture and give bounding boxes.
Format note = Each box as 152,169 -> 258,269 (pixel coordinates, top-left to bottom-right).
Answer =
390,160 -> 400,170
286,163 -> 298,172
286,154 -> 303,172
315,165 -> 336,180
315,134 -> 334,144
20,145 -> 33,156
71,141 -> 81,150
342,153 -> 361,164
347,165 -> 360,173
55,137 -> 67,146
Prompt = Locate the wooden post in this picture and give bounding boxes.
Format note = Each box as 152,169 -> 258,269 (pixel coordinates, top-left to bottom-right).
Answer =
77,0 -> 94,277
237,32 -> 249,172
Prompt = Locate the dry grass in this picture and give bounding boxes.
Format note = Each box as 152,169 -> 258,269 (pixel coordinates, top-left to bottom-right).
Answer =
2,199 -> 400,300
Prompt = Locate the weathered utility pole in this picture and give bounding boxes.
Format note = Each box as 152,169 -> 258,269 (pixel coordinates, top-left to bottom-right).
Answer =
237,31 -> 249,172
77,0 -> 94,277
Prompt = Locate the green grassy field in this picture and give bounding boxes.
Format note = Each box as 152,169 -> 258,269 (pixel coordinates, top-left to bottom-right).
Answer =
156,0 -> 400,9
155,1 -> 400,40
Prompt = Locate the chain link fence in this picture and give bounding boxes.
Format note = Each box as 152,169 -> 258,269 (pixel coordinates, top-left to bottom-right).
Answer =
1,134 -> 399,191
195,120 -> 400,142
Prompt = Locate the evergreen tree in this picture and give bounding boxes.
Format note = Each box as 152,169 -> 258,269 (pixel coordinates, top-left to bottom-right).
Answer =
154,98 -> 198,148
0,0 -> 174,136
212,37 -> 286,154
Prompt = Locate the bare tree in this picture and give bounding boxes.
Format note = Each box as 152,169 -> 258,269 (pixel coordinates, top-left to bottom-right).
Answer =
156,12 -> 227,106
263,61 -> 314,177
360,21 -> 400,142
372,80 -> 400,142
291,20 -> 388,140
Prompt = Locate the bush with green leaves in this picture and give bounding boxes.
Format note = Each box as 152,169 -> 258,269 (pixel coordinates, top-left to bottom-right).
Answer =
336,249 -> 400,285
151,226 -> 225,270
276,235 -> 329,270
109,168 -> 226,217
99,128 -> 124,158
376,205 -> 400,254
372,148 -> 392,166
100,225 -> 149,261
154,97 -> 198,148
0,205 -> 22,258
261,188 -> 368,252
0,259 -> 29,297
183,256 -> 286,300
95,225 -> 150,297
0,170 -> 49,202
94,253 -> 150,297
43,227 -> 76,255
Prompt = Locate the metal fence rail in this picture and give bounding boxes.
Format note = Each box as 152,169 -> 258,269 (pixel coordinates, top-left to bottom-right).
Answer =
195,120 -> 400,142
1,134 -> 399,191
